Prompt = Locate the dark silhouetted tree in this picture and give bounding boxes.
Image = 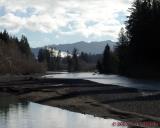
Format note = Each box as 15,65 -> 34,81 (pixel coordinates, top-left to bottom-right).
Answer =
66,51 -> 72,72
55,50 -> 61,70
79,52 -> 89,62
96,60 -> 102,73
97,44 -> 118,74
19,35 -> 32,57
113,0 -> 160,77
72,48 -> 79,72
37,48 -> 51,70
102,44 -> 111,73
116,28 -> 129,74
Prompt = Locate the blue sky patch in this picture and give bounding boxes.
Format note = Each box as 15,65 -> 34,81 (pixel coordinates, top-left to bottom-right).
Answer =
0,6 -> 6,16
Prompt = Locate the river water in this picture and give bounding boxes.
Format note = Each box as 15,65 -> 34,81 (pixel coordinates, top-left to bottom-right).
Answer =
44,72 -> 160,90
0,94 -> 126,128
1,72 -> 158,128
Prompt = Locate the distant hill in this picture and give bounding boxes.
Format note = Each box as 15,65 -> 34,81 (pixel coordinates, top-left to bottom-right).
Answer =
32,40 -> 115,57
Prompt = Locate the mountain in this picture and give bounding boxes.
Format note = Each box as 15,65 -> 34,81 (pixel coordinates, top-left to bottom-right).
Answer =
32,40 -> 115,57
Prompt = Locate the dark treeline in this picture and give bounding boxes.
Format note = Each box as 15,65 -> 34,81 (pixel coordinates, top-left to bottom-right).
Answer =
96,44 -> 118,74
37,47 -> 101,72
0,30 -> 45,74
97,0 -> 160,78
38,48 -> 62,71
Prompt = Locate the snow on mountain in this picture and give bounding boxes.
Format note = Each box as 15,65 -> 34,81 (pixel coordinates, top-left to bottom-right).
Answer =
45,47 -> 71,58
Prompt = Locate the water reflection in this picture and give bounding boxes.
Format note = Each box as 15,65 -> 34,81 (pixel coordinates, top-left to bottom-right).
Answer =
0,100 -> 126,128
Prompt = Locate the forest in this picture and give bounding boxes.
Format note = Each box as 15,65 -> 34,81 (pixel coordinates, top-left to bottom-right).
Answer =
0,30 -> 45,74
37,47 -> 101,72
97,0 -> 160,78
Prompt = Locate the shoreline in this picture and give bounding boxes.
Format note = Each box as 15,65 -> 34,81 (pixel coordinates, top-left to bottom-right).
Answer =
0,76 -> 160,122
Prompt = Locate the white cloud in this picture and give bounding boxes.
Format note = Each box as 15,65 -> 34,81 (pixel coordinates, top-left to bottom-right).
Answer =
0,13 -> 25,33
0,0 -> 133,39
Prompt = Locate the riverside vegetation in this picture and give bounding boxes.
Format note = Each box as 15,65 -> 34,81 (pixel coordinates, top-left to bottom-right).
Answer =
97,0 -> 160,78
0,30 -> 46,74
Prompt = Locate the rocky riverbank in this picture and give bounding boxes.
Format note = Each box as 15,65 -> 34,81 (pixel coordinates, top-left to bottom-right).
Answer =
0,75 -> 160,123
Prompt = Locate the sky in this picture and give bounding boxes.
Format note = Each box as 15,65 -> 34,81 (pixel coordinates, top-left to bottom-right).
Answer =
0,0 -> 133,48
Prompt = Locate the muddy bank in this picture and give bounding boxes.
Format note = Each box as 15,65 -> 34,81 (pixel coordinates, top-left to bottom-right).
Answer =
0,76 -> 160,122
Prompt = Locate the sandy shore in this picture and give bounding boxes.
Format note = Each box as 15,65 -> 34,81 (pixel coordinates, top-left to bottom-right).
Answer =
0,75 -> 160,123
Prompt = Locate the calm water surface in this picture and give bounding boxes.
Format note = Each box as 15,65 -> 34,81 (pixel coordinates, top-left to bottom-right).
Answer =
0,94 -> 126,128
44,72 -> 160,90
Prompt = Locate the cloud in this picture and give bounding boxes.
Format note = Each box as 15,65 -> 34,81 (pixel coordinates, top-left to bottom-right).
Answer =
0,13 -> 25,33
0,0 -> 133,39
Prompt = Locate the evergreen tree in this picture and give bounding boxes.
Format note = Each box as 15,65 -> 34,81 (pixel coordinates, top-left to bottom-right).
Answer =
55,50 -> 61,70
19,35 -> 32,57
1,30 -> 9,42
72,48 -> 79,72
66,51 -> 72,72
38,49 -> 44,62
102,44 -> 111,73
125,0 -> 160,76
38,48 -> 51,64
97,44 -> 118,74
97,0 -> 160,76
80,52 -> 89,62
0,30 -> 45,74
96,60 -> 102,73
116,28 -> 129,74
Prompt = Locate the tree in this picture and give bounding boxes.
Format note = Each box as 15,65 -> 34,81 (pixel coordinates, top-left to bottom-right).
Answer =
97,44 -> 118,74
79,52 -> 89,62
66,51 -> 72,72
19,35 -> 32,57
1,30 -> 9,42
55,50 -> 61,70
107,0 -> 160,77
116,28 -> 129,74
37,48 -> 51,70
102,44 -> 111,73
96,60 -> 102,73
72,48 -> 79,72
0,30 -> 45,74
38,49 -> 44,62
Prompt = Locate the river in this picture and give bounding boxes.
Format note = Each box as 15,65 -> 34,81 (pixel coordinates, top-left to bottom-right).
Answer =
1,72 -> 158,128
0,94 -> 126,128
44,72 -> 160,90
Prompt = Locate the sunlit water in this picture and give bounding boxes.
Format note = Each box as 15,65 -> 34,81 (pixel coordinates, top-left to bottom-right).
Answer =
44,72 -> 160,90
0,95 -> 126,128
